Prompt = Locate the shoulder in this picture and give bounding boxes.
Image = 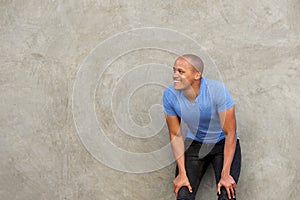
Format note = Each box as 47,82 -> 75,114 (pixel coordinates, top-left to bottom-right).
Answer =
204,78 -> 225,87
163,84 -> 180,105
203,78 -> 226,93
203,78 -> 234,108
163,84 -> 179,97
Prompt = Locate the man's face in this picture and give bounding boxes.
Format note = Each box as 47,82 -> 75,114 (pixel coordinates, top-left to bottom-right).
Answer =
173,57 -> 200,90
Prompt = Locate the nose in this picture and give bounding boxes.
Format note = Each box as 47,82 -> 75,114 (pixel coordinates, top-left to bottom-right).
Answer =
173,72 -> 179,79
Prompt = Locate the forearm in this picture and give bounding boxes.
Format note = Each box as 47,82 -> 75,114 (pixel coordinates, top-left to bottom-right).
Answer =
170,133 -> 186,175
222,132 -> 237,176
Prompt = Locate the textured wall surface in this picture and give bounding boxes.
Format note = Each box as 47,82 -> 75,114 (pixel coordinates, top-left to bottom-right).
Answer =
1,0 -> 300,199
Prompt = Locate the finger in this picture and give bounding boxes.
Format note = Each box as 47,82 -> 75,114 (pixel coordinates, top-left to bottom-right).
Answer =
230,187 -> 235,198
174,184 -> 178,192
174,187 -> 179,197
187,183 -> 193,193
226,187 -> 232,199
233,183 -> 237,191
217,183 -> 221,195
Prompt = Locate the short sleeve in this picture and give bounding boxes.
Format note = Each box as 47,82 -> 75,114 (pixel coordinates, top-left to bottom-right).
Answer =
163,88 -> 177,116
215,84 -> 234,113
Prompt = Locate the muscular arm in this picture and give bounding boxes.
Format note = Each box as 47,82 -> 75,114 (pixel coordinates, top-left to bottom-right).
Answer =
165,114 -> 185,173
218,106 -> 237,198
165,114 -> 192,196
219,106 -> 237,176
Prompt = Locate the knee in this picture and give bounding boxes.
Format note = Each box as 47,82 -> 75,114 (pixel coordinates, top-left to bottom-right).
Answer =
177,186 -> 196,200
217,187 -> 236,200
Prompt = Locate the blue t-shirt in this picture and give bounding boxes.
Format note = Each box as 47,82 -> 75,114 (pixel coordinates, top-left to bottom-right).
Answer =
163,77 -> 238,143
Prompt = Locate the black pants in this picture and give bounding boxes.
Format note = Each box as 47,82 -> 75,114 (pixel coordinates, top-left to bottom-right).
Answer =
176,138 -> 241,200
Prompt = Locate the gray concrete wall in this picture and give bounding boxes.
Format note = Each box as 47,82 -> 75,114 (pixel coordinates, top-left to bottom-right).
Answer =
1,0 -> 299,199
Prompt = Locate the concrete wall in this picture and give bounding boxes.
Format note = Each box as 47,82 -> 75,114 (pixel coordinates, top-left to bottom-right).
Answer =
1,0 -> 299,199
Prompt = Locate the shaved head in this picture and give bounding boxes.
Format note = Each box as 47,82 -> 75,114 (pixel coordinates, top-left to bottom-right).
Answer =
179,54 -> 204,74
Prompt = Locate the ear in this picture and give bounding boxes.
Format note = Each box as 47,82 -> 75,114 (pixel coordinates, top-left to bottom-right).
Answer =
194,72 -> 201,80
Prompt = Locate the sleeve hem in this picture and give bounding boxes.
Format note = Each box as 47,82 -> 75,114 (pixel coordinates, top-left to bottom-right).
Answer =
217,103 -> 234,113
164,111 -> 178,117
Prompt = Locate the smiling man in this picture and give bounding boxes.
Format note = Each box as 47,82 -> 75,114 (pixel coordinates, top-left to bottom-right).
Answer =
163,54 -> 241,200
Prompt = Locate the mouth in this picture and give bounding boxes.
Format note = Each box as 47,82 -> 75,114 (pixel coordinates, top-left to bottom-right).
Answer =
174,80 -> 181,83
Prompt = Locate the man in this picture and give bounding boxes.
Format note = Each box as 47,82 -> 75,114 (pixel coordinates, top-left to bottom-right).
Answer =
163,54 -> 241,200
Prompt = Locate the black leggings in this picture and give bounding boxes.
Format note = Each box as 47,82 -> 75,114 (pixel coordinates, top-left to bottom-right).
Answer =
176,139 -> 242,200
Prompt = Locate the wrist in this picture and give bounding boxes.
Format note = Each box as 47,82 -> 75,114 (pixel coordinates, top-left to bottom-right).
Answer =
178,168 -> 187,176
221,169 -> 230,177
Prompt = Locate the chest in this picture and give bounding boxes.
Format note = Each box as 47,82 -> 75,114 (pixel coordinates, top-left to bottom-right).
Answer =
174,92 -> 215,120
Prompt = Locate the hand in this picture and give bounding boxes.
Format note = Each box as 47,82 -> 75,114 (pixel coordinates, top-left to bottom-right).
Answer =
217,175 -> 236,199
173,173 -> 193,197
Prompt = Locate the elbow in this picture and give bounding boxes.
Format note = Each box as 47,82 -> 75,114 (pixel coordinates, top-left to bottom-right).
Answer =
224,131 -> 237,140
169,130 -> 182,139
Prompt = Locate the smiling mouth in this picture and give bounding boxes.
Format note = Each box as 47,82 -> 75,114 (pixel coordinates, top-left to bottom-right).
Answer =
174,80 -> 181,83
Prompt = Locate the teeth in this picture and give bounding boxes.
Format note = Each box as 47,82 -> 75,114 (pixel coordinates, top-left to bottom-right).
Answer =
174,80 -> 181,83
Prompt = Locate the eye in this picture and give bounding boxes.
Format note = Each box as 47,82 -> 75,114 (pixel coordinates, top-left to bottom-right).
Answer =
173,67 -> 184,74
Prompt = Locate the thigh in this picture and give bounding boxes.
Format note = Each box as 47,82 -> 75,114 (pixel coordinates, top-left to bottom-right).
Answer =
176,140 -> 210,200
